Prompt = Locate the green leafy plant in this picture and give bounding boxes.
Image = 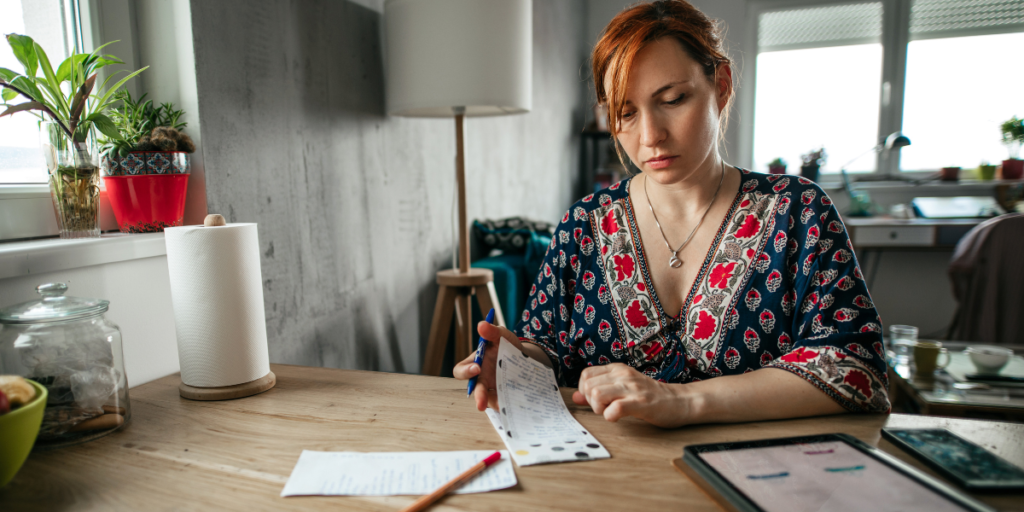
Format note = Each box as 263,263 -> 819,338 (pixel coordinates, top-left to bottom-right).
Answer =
768,157 -> 786,168
102,90 -> 193,157
0,33 -> 147,144
801,147 -> 827,167
1001,116 -> 1023,160
0,34 -> 146,237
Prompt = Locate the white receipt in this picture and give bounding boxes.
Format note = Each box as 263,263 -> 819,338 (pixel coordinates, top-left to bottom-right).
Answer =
485,338 -> 611,466
280,450 -> 516,497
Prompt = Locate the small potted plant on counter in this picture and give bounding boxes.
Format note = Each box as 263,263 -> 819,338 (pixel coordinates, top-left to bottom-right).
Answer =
978,160 -> 997,181
800,147 -> 826,182
0,34 -> 146,238
1001,116 -> 1023,180
100,91 -> 195,233
767,157 -> 787,175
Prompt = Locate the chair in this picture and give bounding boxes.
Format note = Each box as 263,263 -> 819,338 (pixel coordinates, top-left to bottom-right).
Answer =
947,213 -> 1024,344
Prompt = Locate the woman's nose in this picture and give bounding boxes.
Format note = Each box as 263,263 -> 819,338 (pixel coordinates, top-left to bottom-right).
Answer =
638,113 -> 667,147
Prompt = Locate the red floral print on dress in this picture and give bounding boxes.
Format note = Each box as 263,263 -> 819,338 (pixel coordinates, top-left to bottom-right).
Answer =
693,310 -> 717,340
709,262 -> 737,289
600,209 -> 619,235
780,347 -> 819,363
735,214 -> 761,239
724,347 -> 741,369
613,254 -> 635,281
625,300 -> 649,328
843,369 -> 873,398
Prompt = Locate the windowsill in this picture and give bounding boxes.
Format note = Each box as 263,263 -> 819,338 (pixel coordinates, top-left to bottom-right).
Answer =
0,232 -> 167,280
817,178 -> 1020,192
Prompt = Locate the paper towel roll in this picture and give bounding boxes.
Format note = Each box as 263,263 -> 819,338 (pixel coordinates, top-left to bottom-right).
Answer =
165,223 -> 271,388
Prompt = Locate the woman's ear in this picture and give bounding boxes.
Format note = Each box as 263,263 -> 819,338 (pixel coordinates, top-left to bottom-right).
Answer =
716,62 -> 733,112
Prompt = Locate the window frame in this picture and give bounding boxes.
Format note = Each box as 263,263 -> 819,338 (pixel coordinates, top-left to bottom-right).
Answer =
741,0 -> 1022,183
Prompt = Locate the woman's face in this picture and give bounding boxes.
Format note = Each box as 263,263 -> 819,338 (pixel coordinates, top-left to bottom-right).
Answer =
608,37 -> 730,182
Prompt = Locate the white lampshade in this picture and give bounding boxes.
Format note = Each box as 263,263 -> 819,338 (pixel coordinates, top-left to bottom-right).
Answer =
385,0 -> 532,117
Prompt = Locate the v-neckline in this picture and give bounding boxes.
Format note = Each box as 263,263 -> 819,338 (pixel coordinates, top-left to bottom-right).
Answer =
622,175 -> 745,323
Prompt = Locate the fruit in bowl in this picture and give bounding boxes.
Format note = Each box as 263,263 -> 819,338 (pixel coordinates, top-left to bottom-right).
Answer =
0,376 -> 47,487
965,345 -> 1014,375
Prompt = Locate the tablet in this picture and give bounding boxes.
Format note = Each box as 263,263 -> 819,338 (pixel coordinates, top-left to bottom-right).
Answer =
682,433 -> 993,512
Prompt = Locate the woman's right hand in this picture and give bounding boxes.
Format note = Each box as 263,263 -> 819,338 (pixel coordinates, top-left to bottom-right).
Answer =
453,321 -> 525,412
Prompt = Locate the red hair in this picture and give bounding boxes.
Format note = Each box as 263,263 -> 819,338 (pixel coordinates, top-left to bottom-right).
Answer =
592,0 -> 733,137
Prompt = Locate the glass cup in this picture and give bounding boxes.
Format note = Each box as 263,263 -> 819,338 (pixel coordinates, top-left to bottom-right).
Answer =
913,341 -> 951,378
890,325 -> 918,366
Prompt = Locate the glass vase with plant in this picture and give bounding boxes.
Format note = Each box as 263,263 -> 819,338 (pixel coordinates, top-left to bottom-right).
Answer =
0,34 -> 146,238
1001,116 -> 1024,180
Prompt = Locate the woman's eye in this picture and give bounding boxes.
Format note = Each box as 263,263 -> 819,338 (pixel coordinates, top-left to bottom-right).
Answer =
621,110 -> 636,120
665,94 -> 684,105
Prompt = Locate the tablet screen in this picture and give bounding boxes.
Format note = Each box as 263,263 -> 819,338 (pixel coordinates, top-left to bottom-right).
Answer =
698,440 -> 970,512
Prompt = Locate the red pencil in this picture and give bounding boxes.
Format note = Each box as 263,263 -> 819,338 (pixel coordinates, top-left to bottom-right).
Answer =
399,451 -> 503,512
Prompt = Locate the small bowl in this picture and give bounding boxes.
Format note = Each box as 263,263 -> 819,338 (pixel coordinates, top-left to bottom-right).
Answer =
0,379 -> 47,487
965,345 -> 1014,375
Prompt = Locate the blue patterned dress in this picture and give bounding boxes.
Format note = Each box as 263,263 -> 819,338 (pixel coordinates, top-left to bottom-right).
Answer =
513,170 -> 890,413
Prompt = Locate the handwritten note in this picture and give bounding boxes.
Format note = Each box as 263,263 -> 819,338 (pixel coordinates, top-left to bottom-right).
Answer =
486,338 -> 611,466
280,450 -> 517,497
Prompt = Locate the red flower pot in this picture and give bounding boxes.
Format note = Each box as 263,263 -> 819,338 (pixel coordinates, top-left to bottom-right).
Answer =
101,152 -> 190,233
768,166 -> 786,175
1003,159 -> 1023,180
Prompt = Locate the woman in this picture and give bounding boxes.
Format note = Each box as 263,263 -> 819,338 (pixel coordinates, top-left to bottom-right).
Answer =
455,0 -> 889,428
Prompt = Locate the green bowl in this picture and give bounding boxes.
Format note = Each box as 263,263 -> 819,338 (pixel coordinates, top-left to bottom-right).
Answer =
0,379 -> 47,487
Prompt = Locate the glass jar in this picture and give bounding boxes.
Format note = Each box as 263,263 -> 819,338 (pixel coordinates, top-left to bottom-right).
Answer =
0,283 -> 130,449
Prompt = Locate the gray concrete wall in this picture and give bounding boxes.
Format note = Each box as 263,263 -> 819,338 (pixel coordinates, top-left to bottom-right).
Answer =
189,0 -> 587,373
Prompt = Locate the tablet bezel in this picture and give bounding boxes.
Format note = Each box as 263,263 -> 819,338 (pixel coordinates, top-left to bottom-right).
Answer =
681,433 -> 993,512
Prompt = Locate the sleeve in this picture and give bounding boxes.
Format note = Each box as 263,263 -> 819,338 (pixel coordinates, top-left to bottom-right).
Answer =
766,185 -> 891,413
512,206 -> 587,385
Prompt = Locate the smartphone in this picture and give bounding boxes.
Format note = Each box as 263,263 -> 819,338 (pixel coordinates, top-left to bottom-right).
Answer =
882,428 -> 1024,491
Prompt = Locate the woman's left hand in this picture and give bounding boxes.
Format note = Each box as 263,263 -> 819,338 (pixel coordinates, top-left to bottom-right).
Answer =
572,363 -> 689,428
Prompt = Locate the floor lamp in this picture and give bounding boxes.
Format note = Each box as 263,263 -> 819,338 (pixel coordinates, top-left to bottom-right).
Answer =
384,0 -> 532,375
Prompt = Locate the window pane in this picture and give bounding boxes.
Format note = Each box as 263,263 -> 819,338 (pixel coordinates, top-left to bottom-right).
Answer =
900,32 -> 1024,171
0,0 -> 69,184
753,44 -> 882,174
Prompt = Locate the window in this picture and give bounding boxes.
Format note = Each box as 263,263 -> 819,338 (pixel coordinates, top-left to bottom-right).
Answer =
751,0 -> 1024,175
901,0 -> 1024,170
0,0 -> 80,184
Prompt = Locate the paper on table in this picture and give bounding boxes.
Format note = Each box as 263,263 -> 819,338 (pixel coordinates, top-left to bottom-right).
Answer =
486,338 -> 611,466
280,450 -> 516,497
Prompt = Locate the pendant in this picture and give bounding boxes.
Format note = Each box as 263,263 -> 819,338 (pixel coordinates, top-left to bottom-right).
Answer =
669,253 -> 683,268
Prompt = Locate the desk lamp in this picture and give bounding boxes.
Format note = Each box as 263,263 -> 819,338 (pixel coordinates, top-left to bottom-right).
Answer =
384,0 -> 532,375
840,132 -> 911,217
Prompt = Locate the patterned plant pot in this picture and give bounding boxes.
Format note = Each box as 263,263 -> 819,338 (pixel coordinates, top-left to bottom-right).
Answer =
101,152 -> 191,233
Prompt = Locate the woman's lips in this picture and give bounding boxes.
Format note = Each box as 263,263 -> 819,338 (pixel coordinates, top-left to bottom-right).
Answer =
645,155 -> 678,169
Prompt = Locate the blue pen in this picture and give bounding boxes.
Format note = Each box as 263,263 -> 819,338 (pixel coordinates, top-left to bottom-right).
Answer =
467,308 -> 495,396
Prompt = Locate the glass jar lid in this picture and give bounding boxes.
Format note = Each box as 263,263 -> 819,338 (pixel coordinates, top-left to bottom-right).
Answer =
0,283 -> 109,324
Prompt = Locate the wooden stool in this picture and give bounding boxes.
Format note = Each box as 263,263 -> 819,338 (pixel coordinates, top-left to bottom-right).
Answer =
422,268 -> 506,376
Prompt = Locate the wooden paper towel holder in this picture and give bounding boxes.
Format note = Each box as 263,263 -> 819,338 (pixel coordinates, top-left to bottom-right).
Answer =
179,372 -> 277,401
177,214 -> 277,401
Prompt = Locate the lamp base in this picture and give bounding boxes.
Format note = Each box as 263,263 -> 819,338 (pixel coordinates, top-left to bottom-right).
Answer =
179,371 -> 276,401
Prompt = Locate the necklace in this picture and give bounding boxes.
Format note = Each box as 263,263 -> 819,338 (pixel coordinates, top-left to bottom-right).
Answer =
643,160 -> 726,269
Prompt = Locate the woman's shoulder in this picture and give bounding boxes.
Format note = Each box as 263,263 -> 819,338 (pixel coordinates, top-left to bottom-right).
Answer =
560,177 -> 634,223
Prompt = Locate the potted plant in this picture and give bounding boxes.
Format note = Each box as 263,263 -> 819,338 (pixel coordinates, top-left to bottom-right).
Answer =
800,147 -> 826,182
767,157 -> 787,175
940,166 -> 960,182
978,160 -> 997,181
0,34 -> 146,238
1000,116 -> 1023,180
99,91 -> 195,233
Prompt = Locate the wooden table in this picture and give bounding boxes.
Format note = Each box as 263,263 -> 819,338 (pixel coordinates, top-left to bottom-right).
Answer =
4,364 -> 1023,511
